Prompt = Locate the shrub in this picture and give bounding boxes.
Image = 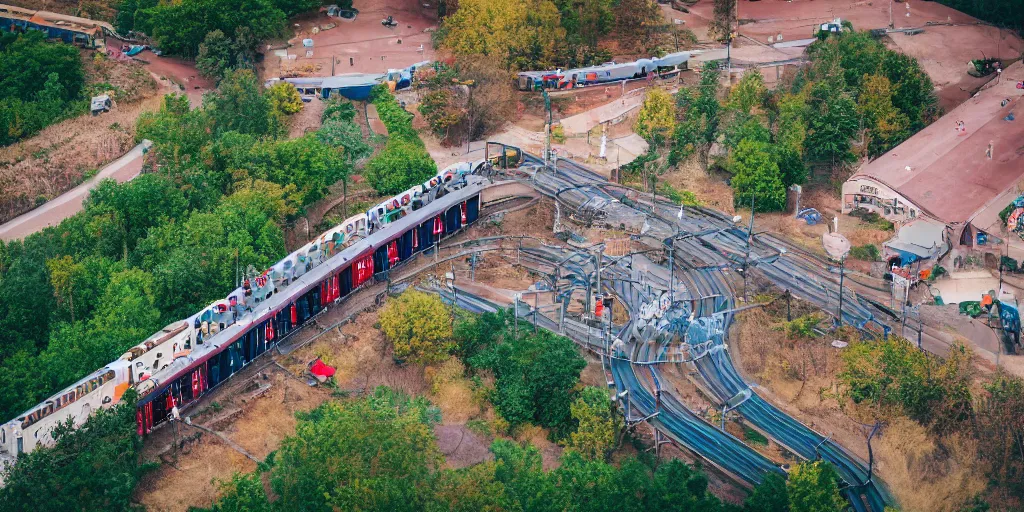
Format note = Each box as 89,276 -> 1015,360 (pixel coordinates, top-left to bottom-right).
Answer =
849,243 -> 880,261
379,290 -> 454,365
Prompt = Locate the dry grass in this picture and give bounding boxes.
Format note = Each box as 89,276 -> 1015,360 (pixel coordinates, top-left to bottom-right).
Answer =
136,436 -> 257,512
0,57 -> 161,223
732,308 -> 991,511
515,423 -> 564,470
426,359 -> 482,425
875,418 -> 987,512
661,155 -> 735,213
223,374 -> 327,460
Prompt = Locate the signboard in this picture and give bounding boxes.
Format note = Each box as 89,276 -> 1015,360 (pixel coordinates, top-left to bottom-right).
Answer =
890,265 -> 918,288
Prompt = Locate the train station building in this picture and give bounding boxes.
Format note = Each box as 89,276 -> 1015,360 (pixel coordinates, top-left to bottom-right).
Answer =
841,61 -> 1024,268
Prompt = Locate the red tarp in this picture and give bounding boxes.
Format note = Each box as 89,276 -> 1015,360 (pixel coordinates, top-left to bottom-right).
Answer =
310,358 -> 336,378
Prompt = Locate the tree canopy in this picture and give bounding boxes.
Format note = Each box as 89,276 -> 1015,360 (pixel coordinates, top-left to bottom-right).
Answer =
380,290 -> 455,365
0,67 -> 364,421
0,32 -> 85,145
462,310 -> 586,438
0,392 -> 143,512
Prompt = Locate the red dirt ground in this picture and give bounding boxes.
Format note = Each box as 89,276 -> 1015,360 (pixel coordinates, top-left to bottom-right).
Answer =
668,0 -> 1022,91
267,0 -> 438,78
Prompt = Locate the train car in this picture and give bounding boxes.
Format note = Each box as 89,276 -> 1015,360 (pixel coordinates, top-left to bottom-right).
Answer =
132,176 -> 485,436
0,166 -> 490,477
0,360 -> 132,460
515,52 -> 691,91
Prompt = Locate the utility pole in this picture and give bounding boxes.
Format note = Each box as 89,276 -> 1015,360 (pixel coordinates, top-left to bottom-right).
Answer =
543,89 -> 552,168
742,193 -> 755,300
514,294 -> 520,341
837,256 -> 846,328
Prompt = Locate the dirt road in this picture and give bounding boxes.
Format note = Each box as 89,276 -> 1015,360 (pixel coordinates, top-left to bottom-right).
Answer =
0,140 -> 151,241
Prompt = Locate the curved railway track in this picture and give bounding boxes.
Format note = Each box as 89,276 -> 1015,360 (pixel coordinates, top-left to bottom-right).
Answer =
428,154 -> 898,511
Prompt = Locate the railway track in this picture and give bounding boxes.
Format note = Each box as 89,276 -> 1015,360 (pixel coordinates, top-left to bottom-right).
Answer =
425,154 -> 897,511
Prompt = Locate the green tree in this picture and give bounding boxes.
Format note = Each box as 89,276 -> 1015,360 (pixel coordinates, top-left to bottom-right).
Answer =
0,392 -> 143,512
365,137 -> 438,195
838,337 -> 974,434
269,389 -> 441,511
553,0 -> 614,51
730,139 -> 786,212
208,473 -> 272,512
491,439 -> 558,511
774,146 -> 807,188
468,310 -> 586,437
41,268 -> 162,391
565,386 -> 618,461
379,290 -> 455,365
196,29 -> 234,80
857,74 -> 909,157
205,69 -> 278,137
86,174 -> 189,255
671,62 -> 721,164
723,115 -> 770,151
728,70 -> 767,116
138,184 -> 288,320
774,92 -> 808,155
746,473 -> 790,512
805,81 -> 858,167
787,461 -> 846,512
319,102 -> 372,162
0,32 -> 85,145
267,81 -> 304,118
141,0 -> 287,59
430,462 -> 511,512
635,88 -> 677,147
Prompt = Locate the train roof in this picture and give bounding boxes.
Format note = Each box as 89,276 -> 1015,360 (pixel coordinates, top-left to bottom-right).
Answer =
134,176 -> 489,405
516,52 -> 691,79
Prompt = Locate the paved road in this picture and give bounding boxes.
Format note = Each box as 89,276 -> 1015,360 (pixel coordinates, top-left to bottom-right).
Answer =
0,140 -> 151,241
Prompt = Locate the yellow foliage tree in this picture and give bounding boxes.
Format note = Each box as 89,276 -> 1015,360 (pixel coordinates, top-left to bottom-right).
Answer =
634,88 -> 676,146
441,0 -> 565,70
565,386 -> 618,460
379,290 -> 454,365
267,81 -> 303,118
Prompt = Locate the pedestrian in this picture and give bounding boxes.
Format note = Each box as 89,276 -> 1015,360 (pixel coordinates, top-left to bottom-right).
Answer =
987,140 -> 994,159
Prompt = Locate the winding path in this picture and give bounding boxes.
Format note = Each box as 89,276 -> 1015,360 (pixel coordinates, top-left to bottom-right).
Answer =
0,140 -> 151,241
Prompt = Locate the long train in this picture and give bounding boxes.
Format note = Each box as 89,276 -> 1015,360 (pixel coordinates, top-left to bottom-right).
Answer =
0,147 -> 521,473
516,51 -> 692,91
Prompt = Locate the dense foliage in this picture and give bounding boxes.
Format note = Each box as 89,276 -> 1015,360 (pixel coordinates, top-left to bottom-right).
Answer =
0,32 -> 85,145
565,386 -> 619,461
437,0 -> 676,71
0,70 -> 362,421
839,337 -> 974,434
661,29 -> 938,212
0,392 -> 143,511
115,0 -> 331,58
366,87 -> 437,195
839,337 -> 1024,505
380,290 -> 455,364
933,0 -> 1024,34
201,387 -> 735,512
459,310 -> 586,438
